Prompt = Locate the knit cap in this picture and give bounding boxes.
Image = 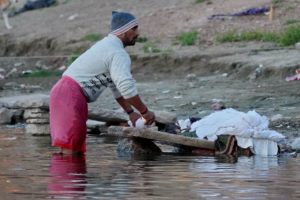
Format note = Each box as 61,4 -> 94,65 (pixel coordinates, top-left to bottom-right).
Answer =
110,11 -> 138,35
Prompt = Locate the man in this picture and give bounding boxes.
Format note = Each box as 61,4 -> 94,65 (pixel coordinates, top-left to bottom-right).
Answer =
49,11 -> 155,155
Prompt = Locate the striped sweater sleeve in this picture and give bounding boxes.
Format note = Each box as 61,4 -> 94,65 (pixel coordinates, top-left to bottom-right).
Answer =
109,52 -> 138,99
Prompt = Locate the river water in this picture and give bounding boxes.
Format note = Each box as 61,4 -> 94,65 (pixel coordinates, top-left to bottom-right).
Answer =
0,125 -> 299,200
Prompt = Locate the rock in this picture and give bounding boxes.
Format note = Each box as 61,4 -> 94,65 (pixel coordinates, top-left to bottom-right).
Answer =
0,94 -> 49,109
58,65 -> 67,71
68,13 -> 79,21
10,109 -> 24,123
14,62 -> 23,67
87,119 -> 106,128
86,119 -> 107,134
88,108 -> 127,123
20,84 -> 42,90
291,137 -> 300,150
221,73 -> 228,77
289,152 -> 297,158
191,102 -> 197,106
5,67 -> 17,78
23,108 -> 49,119
210,99 -> 226,110
22,70 -> 33,75
4,82 -> 20,89
25,124 -> 50,136
249,65 -> 263,80
295,42 -> 300,49
153,110 -> 177,124
278,143 -> 293,153
117,138 -> 162,157
188,82 -> 196,88
0,107 -> 13,124
162,90 -> 170,94
26,118 -> 49,124
270,114 -> 283,121
186,73 -> 197,81
88,108 -> 177,125
173,95 -> 183,99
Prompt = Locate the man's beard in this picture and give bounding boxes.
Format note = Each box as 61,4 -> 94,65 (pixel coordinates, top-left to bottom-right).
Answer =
126,36 -> 138,46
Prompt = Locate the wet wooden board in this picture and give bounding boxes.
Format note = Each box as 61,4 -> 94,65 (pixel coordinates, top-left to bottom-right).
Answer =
106,126 -> 216,150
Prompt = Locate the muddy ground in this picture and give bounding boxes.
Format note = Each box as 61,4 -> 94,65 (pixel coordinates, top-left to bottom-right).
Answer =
0,0 -> 300,141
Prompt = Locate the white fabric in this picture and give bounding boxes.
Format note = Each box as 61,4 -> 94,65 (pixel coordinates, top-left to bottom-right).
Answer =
176,119 -> 191,132
253,139 -> 279,156
235,137 -> 279,156
128,117 -> 146,128
189,108 -> 285,156
291,137 -> 300,150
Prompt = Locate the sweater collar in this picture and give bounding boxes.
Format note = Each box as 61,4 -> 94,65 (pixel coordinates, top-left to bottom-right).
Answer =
108,34 -> 124,48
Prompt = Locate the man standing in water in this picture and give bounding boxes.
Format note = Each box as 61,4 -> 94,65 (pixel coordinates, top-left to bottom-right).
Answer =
49,11 -> 155,155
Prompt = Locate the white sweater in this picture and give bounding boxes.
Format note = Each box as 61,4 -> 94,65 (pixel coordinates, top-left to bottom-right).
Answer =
63,34 -> 137,102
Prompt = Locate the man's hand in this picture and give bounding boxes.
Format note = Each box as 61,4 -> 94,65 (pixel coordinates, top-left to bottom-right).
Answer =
141,110 -> 155,125
129,112 -> 141,127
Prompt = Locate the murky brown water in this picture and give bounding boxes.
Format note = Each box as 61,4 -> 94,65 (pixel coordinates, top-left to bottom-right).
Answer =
0,125 -> 300,200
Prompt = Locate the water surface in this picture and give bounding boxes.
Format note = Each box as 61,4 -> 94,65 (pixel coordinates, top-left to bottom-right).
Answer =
0,126 -> 299,200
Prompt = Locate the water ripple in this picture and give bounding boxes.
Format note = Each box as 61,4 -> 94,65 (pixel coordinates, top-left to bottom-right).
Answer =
0,131 -> 299,199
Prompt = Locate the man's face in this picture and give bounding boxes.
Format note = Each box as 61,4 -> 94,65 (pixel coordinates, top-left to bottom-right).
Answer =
123,26 -> 139,46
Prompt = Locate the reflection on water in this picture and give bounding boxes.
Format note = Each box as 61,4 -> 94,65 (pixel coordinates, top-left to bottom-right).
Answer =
0,126 -> 300,200
48,154 -> 87,199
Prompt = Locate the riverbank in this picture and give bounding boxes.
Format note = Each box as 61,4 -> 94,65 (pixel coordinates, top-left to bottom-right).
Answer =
1,42 -> 300,149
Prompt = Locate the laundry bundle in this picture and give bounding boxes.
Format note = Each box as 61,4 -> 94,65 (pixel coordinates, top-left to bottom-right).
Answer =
178,108 -> 285,156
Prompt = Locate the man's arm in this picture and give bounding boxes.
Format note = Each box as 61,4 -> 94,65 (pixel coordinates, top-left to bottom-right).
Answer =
115,96 -> 141,127
110,54 -> 155,125
115,95 -> 155,125
125,95 -> 155,125
115,96 -> 135,114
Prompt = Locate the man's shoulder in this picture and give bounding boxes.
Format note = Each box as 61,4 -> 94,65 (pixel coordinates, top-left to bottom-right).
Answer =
95,36 -> 126,52
112,50 -> 130,63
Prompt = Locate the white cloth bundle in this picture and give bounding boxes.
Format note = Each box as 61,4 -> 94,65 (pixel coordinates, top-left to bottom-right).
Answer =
128,117 -> 146,128
189,108 -> 285,156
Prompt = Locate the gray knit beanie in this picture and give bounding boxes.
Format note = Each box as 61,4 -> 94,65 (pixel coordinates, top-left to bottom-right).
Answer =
110,11 -> 138,35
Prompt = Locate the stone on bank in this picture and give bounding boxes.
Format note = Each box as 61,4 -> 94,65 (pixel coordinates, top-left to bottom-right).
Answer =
0,94 -> 50,135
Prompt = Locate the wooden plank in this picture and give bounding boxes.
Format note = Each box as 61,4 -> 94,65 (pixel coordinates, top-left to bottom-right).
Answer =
107,126 -> 216,150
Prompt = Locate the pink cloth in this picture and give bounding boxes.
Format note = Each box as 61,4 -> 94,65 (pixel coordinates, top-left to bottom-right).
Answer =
285,69 -> 300,82
285,74 -> 300,81
50,76 -> 88,153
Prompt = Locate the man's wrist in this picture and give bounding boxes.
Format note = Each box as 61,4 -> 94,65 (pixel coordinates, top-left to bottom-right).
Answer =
140,107 -> 148,115
126,109 -> 134,115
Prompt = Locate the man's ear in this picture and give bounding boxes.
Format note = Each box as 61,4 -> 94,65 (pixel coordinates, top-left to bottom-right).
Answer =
117,33 -> 126,42
118,33 -> 126,38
